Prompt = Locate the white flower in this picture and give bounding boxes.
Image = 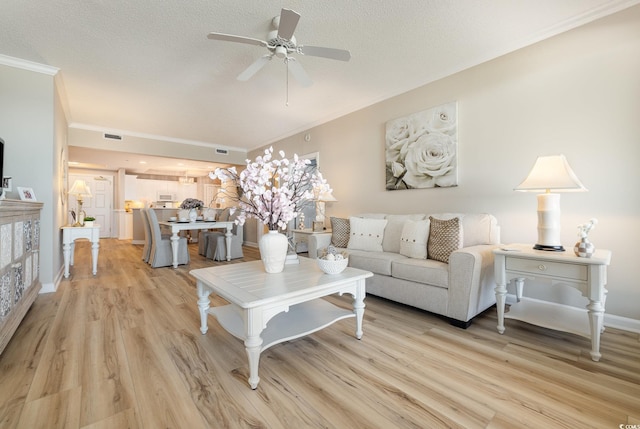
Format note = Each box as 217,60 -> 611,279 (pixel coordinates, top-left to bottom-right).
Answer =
211,147 -> 331,231
402,132 -> 457,188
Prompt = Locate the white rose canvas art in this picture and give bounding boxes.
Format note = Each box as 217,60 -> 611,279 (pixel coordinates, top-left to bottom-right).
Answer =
385,102 -> 458,190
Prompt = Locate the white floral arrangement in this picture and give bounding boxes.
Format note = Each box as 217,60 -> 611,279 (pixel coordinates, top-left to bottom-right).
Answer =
577,218 -> 598,239
210,147 -> 331,231
179,198 -> 204,210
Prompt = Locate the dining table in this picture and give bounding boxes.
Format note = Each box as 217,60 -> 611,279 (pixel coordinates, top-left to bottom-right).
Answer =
159,220 -> 235,267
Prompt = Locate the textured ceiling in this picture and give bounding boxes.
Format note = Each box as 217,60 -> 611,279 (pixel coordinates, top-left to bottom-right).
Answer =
1,0 -> 637,161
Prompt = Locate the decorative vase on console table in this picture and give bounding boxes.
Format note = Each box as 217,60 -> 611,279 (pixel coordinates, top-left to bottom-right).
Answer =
258,230 -> 289,273
189,209 -> 198,222
574,218 -> 597,258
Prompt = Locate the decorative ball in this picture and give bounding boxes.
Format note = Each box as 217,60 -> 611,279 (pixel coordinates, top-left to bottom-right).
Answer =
317,257 -> 349,275
325,253 -> 335,261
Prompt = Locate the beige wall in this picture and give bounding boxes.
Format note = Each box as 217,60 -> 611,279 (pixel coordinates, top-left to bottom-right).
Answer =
251,7 -> 640,322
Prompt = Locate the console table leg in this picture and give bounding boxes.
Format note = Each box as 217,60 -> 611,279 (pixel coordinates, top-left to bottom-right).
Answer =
515,277 -> 524,302
91,241 -> 99,276
495,282 -> 507,334
587,299 -> 604,362
63,243 -> 71,278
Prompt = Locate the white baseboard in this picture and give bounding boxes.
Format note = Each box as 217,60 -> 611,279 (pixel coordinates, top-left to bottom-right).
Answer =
506,293 -> 640,334
244,241 -> 258,248
39,266 -> 64,294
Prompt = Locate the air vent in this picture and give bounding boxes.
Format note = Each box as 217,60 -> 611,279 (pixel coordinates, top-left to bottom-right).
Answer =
103,133 -> 123,140
215,148 -> 228,155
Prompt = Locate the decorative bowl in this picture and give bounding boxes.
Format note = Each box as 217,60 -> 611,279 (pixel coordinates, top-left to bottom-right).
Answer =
317,257 -> 349,275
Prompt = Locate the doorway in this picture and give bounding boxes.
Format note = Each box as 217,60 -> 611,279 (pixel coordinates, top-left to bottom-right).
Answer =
68,174 -> 113,238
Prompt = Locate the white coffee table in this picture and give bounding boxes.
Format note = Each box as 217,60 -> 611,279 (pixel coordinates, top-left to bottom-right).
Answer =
190,258 -> 373,389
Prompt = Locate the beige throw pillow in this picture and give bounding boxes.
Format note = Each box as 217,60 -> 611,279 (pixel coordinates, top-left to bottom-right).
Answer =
399,219 -> 430,259
428,216 -> 463,263
330,217 -> 350,248
347,217 -> 388,252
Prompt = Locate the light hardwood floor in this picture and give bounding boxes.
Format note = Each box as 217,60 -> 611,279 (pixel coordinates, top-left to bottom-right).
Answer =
0,238 -> 639,428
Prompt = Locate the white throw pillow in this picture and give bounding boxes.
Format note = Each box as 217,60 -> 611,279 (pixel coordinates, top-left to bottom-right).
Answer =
347,217 -> 388,252
399,219 -> 430,259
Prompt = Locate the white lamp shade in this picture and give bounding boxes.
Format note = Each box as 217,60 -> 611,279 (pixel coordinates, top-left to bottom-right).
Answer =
69,180 -> 93,198
317,190 -> 337,202
515,154 -> 587,192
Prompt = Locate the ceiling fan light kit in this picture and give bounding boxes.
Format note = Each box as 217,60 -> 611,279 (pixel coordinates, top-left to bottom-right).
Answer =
207,8 -> 351,99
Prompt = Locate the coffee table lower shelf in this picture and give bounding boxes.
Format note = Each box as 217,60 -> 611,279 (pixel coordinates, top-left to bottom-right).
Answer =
210,299 -> 355,352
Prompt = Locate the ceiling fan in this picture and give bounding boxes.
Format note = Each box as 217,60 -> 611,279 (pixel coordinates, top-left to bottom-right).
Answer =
207,8 -> 351,88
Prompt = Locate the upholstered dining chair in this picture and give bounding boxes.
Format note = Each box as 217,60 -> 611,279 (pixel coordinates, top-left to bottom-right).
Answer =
140,208 -> 152,263
198,207 -> 230,256
146,208 -> 190,268
205,210 -> 244,261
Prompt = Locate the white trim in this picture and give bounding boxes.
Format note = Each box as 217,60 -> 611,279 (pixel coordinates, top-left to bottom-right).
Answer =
0,54 -> 59,76
506,293 -> 640,334
68,123 -> 246,153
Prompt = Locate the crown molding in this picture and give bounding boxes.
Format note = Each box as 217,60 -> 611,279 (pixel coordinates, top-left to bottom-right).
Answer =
0,54 -> 58,76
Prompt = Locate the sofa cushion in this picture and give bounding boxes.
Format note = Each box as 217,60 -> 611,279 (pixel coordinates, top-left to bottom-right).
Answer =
330,217 -> 350,248
399,219 -> 430,259
348,217 -> 387,252
348,250 -> 406,276
428,213 -> 498,246
392,257 -> 449,288
428,216 -> 462,263
382,214 -> 426,253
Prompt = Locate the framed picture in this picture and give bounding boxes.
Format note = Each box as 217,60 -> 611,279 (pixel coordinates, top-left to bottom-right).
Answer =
2,177 -> 11,192
17,187 -> 37,201
385,101 -> 458,190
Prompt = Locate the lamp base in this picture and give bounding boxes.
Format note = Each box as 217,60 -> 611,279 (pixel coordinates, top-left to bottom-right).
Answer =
533,244 -> 565,251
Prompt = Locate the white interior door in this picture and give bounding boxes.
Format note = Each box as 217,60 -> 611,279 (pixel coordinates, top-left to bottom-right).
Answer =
68,174 -> 113,238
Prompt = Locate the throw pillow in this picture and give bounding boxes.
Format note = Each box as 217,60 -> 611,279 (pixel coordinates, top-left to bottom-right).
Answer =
428,216 -> 463,263
399,219 -> 430,259
330,217 -> 350,248
347,217 -> 388,252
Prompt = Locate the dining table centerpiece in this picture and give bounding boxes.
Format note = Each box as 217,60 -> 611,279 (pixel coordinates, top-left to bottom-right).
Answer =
210,147 -> 331,273
180,198 -> 204,222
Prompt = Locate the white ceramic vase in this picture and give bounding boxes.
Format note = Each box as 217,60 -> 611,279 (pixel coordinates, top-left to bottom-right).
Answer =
259,230 -> 288,273
189,209 -> 198,222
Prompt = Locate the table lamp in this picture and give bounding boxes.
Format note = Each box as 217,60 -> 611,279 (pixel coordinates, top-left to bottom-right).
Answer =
69,179 -> 92,226
515,154 -> 587,251
314,189 -> 337,231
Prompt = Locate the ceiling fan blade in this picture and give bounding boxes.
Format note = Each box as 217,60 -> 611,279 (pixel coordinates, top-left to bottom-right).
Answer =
207,32 -> 267,48
277,8 -> 300,40
287,58 -> 312,87
237,55 -> 272,81
298,45 -> 351,62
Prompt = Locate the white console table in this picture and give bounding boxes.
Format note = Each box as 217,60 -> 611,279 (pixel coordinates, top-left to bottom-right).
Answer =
494,244 -> 611,361
61,225 -> 100,278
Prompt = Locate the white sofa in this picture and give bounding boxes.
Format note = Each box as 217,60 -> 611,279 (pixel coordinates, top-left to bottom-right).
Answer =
308,213 -> 500,327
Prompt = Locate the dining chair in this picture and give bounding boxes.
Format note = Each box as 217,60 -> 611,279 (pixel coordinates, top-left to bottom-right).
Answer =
198,207 -> 230,256
140,208 -> 152,263
147,208 -> 190,268
205,210 -> 244,261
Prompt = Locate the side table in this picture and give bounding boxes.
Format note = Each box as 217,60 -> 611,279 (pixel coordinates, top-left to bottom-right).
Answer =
61,225 -> 100,278
493,244 -> 611,361
291,229 -> 331,253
